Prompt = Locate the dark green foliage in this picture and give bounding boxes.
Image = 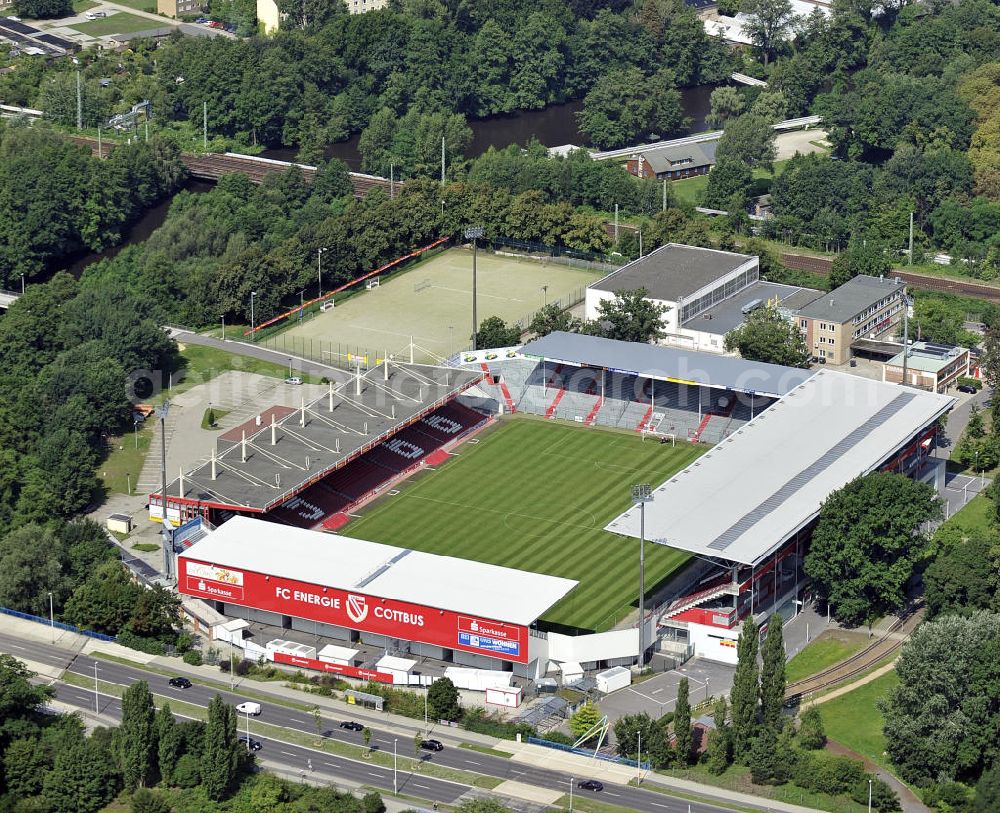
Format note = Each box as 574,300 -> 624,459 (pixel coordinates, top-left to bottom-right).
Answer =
924,535 -> 998,617
613,712 -> 655,759
3,737 -> 46,797
730,616 -> 760,761
923,781 -> 974,813
759,614 -> 786,733
577,67 -> 687,149
796,706 -> 826,750
41,733 -> 119,813
12,0 -> 71,19
804,473 -> 941,626
792,751 -> 867,797
475,317 -> 522,350
119,681 -> 157,791
882,612 -> 1000,785
593,288 -> 668,343
529,304 -> 577,338
427,677 -> 461,722
155,704 -> 180,786
703,158 -> 753,211
724,303 -> 810,368
673,678 -> 692,766
828,242 -> 893,289
748,728 -> 796,785
974,762 -> 1000,813
705,697 -> 732,774
201,695 -> 240,800
363,791 -> 386,813
130,788 -> 171,813
852,778 -> 902,812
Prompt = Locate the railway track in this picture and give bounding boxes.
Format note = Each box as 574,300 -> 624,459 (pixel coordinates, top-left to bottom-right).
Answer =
782,251 -> 1000,303
784,604 -> 924,703
67,135 -> 391,199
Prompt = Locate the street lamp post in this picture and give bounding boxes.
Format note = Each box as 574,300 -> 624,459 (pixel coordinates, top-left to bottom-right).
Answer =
464,227 -> 484,350
20,273 -> 25,294
868,778 -> 873,813
542,285 -> 548,308
93,661 -> 99,715
288,357 -> 293,378
134,417 -> 139,449
393,738 -> 398,795
631,483 -> 653,668
245,710 -> 251,752
250,291 -> 257,341
221,315 -> 226,341
569,777 -> 574,812
318,248 -> 327,298
48,591 -> 54,644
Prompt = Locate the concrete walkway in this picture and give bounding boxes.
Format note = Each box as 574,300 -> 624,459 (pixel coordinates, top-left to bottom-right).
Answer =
825,741 -> 929,813
808,662 -> 896,707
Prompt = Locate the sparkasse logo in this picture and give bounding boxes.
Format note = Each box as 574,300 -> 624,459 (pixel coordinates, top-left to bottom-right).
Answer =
346,594 -> 369,624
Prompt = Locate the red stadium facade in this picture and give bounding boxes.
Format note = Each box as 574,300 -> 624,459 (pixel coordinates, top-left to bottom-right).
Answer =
178,555 -> 530,663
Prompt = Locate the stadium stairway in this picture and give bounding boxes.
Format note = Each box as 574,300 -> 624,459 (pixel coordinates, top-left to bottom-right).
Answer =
479,363 -> 517,413
544,387 -> 567,418
583,395 -> 604,426
635,405 -> 654,432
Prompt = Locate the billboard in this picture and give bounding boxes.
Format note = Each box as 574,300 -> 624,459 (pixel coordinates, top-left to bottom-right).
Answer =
178,556 -> 529,663
272,652 -> 393,683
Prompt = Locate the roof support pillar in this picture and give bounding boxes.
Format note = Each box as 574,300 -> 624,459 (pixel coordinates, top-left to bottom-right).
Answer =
384,352 -> 389,381
211,448 -> 217,481
178,466 -> 184,499
328,382 -> 334,412
300,396 -> 305,427
271,413 -> 277,446
241,430 -> 247,463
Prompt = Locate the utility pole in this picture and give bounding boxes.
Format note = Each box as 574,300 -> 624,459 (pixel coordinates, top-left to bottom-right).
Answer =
662,180 -> 667,212
908,211 -> 914,265
901,287 -> 910,386
614,203 -> 619,245
158,402 -> 172,579
317,248 -> 326,298
465,227 -> 484,350
632,484 -> 653,669
203,101 -> 208,151
639,230 -> 643,258
250,291 -> 257,340
76,71 -> 82,130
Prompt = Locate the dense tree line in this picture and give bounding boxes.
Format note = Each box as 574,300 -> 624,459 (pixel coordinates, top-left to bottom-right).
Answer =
0,656 -> 387,812
0,126 -> 186,288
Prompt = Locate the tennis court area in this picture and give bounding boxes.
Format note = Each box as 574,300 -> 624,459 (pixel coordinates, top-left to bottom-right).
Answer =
272,247 -> 600,363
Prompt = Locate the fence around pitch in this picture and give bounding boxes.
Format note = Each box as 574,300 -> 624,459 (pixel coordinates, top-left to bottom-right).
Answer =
0,605 -> 117,642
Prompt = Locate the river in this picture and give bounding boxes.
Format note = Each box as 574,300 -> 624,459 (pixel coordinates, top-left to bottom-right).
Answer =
261,85 -> 716,169
58,87 -> 714,276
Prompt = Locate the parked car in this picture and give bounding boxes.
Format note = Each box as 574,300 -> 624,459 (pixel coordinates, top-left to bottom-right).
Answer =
285,376 -> 303,385
195,16 -> 208,22
168,677 -> 192,689
957,383 -> 978,394
339,721 -> 364,731
239,736 -> 262,751
419,739 -> 444,752
577,780 -> 604,792
236,702 -> 262,716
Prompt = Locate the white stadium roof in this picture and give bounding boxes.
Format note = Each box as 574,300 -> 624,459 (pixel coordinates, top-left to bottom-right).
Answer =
605,371 -> 954,566
181,516 -> 577,625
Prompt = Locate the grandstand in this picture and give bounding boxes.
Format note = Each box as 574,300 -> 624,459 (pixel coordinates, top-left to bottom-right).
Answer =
464,332 -> 810,443
150,361 -> 486,532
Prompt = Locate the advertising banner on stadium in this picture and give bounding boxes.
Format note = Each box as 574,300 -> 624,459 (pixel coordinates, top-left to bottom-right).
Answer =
178,556 -> 529,663
272,652 -> 393,683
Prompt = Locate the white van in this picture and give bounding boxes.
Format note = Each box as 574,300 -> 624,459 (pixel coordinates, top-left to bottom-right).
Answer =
235,702 -> 261,716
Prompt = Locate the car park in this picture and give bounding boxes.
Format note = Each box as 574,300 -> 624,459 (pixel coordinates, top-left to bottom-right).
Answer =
236,702 -> 262,715
419,739 -> 444,752
168,677 -> 192,689
339,721 -> 364,731
239,736 -> 262,751
577,780 -> 604,792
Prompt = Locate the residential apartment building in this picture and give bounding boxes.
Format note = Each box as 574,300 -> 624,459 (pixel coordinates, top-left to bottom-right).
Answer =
796,275 -> 906,365
257,0 -> 386,32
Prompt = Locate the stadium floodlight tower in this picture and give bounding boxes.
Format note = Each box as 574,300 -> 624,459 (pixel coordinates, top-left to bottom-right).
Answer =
158,400 -> 173,579
464,226 -> 484,350
631,483 -> 653,667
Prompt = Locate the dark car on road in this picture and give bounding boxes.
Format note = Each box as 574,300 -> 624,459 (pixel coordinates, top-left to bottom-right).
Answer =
168,677 -> 192,689
339,721 -> 364,731
957,384 -> 978,394
239,736 -> 262,752
578,780 -> 604,792
420,739 -> 444,752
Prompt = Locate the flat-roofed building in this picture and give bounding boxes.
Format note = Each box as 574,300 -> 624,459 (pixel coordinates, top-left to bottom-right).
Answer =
585,244 -> 759,340
795,275 -> 905,365
883,342 -> 970,393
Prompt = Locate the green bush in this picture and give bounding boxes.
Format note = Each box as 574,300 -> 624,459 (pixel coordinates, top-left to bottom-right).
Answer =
797,706 -> 826,750
852,778 -> 902,812
171,753 -> 200,788
359,682 -> 427,720
957,377 -> 983,391
117,630 -> 166,656
461,708 -> 536,740
182,650 -> 202,666
363,791 -> 386,813
234,659 -> 251,677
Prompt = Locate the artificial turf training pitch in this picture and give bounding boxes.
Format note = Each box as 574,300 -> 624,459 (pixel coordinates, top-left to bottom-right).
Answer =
343,417 -> 703,632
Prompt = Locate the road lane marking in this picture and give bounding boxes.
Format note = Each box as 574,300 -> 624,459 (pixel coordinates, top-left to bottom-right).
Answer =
464,759 -> 482,765
367,772 -> 383,778
604,792 -> 620,797
280,751 -> 297,757
651,803 -> 670,808
414,783 -> 431,789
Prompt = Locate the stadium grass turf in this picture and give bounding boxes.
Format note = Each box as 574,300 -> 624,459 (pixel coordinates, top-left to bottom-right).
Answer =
343,417 -> 702,631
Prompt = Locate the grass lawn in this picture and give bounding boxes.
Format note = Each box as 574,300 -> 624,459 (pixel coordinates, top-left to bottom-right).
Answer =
71,0 -> 99,10
818,669 -> 899,772
786,630 -> 869,683
936,493 -> 994,539
107,0 -> 156,10
201,407 -> 230,430
671,159 -> 791,207
343,417 -> 701,631
69,12 -> 158,35
97,419 -> 153,496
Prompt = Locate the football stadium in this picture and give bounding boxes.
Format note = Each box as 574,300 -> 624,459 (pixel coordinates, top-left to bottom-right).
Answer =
160,331 -> 953,686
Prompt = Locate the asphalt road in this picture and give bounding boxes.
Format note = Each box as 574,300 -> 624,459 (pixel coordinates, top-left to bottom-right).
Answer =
0,632 -> 786,813
170,329 -> 351,384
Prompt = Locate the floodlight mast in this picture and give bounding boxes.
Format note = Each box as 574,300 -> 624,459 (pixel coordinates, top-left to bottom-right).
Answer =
632,483 -> 653,668
464,227 -> 484,350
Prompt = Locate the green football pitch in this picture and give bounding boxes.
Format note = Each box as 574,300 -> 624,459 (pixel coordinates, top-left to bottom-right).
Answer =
343,418 -> 702,631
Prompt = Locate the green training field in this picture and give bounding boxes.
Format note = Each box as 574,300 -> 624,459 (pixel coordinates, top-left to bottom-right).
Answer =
343,418 -> 702,631
271,247 -> 600,364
